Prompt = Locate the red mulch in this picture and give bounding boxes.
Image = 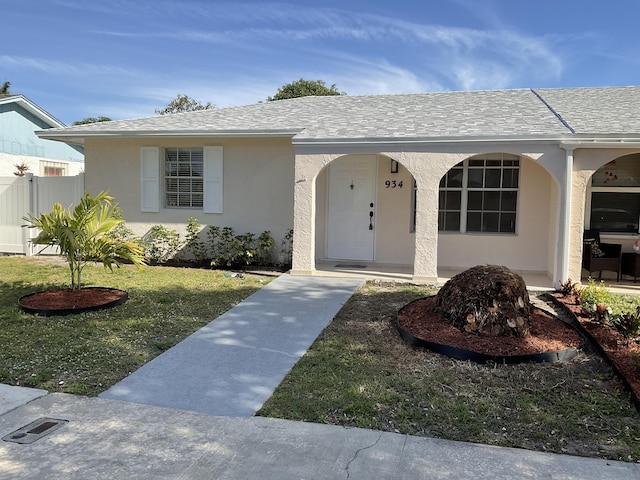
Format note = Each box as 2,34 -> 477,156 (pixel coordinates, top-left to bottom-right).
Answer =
19,288 -> 127,311
549,292 -> 640,405
398,294 -> 640,407
397,296 -> 582,356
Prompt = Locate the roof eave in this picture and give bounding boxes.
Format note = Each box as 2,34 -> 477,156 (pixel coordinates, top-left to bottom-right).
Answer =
292,134 -> 570,146
1,95 -> 66,128
36,128 -> 303,145
560,136 -> 640,149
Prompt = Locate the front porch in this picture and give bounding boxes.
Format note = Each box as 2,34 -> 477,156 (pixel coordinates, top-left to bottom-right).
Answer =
313,261 -> 640,296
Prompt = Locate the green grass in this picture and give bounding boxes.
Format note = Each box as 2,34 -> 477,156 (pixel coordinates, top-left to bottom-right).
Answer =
257,283 -> 640,462
0,256 -> 270,396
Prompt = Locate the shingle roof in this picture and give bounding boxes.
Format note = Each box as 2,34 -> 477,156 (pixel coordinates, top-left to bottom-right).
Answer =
534,86 -> 640,135
37,86 -> 640,144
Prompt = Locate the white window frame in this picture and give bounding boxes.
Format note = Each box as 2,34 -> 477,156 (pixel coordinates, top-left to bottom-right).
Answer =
140,146 -> 223,213
164,147 -> 205,209
438,154 -> 520,234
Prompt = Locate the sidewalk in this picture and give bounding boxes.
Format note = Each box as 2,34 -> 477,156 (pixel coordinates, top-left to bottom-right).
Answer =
1,274 -> 640,479
99,275 -> 365,416
1,389 -> 638,479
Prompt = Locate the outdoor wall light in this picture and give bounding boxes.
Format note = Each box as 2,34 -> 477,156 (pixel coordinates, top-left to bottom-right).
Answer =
390,159 -> 399,173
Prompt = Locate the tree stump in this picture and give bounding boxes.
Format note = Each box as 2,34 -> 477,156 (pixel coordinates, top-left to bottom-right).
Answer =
433,265 -> 533,338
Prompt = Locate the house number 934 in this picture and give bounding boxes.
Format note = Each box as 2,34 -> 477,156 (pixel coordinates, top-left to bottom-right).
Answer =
385,180 -> 403,188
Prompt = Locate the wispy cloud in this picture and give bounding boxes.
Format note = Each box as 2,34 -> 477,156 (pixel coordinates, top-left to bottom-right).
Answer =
85,1 -> 564,92
0,55 -> 139,78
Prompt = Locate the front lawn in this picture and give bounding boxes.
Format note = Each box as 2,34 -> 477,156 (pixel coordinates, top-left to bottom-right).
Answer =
0,256 -> 270,396
257,282 -> 640,462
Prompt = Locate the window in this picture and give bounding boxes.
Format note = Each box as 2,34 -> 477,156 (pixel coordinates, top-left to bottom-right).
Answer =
140,146 -> 223,213
164,148 -> 204,208
588,155 -> 640,233
438,153 -> 520,233
40,160 -> 67,176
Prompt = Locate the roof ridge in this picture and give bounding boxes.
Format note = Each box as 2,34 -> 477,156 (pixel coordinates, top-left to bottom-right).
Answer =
530,88 -> 575,134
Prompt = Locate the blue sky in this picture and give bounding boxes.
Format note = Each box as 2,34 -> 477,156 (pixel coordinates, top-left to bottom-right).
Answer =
2,0 -> 639,125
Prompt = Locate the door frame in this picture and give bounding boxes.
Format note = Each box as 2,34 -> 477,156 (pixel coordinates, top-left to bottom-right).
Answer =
325,155 -> 378,261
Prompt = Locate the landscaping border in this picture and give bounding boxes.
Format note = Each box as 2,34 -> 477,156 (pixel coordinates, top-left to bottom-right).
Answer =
18,287 -> 129,317
396,298 -> 582,364
543,292 -> 640,413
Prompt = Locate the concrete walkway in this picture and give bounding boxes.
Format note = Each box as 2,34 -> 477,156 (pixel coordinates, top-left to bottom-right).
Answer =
2,390 -> 639,480
99,275 -> 365,416
1,274 -> 640,479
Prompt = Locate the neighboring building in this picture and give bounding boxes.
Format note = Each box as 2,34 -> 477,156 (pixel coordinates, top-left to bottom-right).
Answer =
37,86 -> 640,286
0,94 -> 84,177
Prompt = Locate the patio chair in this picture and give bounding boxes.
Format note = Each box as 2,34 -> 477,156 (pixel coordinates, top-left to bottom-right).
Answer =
582,229 -> 622,281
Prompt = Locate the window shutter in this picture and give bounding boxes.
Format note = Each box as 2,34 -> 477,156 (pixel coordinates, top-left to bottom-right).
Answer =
203,146 -> 223,213
141,147 -> 160,212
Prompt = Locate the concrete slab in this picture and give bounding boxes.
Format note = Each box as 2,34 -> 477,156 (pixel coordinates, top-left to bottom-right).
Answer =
1,393 -> 638,480
99,275 -> 364,416
0,385 -> 47,416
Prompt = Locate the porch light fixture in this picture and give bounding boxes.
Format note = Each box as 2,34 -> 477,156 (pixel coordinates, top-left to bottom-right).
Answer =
390,159 -> 399,173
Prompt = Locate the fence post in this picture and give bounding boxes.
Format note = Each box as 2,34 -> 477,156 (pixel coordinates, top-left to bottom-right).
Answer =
24,173 -> 36,256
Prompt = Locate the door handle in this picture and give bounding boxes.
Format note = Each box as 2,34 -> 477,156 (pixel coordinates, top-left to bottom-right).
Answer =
369,210 -> 374,230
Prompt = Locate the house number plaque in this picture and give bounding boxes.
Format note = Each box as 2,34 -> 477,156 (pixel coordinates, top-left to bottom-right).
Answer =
385,180 -> 403,188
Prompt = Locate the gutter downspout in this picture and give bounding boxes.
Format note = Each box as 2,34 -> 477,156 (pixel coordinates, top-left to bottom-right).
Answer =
556,148 -> 573,288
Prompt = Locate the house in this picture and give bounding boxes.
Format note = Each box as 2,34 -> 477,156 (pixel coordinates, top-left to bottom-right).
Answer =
36,86 -> 640,286
0,94 -> 84,176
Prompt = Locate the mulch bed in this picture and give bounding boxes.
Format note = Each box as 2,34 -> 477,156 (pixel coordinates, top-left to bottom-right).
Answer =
398,293 -> 640,410
397,296 -> 582,357
547,292 -> 640,409
19,287 -> 128,315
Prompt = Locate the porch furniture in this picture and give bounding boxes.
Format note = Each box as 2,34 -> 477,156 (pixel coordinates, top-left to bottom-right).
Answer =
622,252 -> 640,282
582,229 -> 622,281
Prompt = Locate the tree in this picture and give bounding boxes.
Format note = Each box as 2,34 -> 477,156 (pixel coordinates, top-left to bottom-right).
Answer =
155,94 -> 214,115
267,79 -> 345,101
433,265 -> 533,338
23,191 -> 146,290
0,81 -> 10,95
73,116 -> 112,125
13,162 -> 29,176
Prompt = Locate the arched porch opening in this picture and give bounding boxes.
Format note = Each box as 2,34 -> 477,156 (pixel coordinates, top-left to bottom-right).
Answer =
313,153 -> 417,268
436,152 -> 556,278
579,153 -> 640,281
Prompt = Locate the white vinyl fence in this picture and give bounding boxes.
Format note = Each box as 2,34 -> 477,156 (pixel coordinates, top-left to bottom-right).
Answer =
0,173 -> 84,254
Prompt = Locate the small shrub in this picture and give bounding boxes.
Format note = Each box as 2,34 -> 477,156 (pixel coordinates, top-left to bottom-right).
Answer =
255,231 -> 276,265
184,217 -> 207,261
280,228 -> 293,267
580,278 -> 610,308
143,225 -> 182,263
210,227 -> 237,267
231,232 -> 257,266
558,278 -> 582,297
106,222 -> 139,244
611,306 -> 640,342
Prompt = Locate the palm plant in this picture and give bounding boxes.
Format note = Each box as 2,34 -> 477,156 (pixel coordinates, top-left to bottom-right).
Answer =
23,191 -> 146,290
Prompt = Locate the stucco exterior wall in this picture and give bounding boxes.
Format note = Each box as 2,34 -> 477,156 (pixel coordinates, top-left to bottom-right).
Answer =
436,158 -> 552,274
84,137 -> 295,247
374,157 -> 415,264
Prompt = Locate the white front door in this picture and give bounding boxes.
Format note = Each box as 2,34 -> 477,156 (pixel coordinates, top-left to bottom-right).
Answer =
327,155 -> 377,261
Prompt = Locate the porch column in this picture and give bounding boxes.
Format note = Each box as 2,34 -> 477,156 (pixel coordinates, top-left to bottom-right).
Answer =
290,157 -> 317,276
412,177 -> 439,283
555,148 -> 573,287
